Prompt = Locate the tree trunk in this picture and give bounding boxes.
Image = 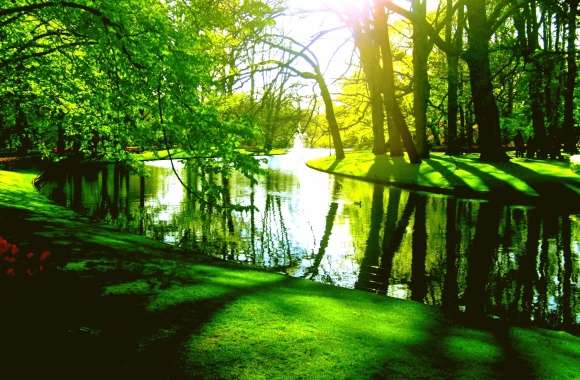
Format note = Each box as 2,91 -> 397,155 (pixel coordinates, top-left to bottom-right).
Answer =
374,3 -> 402,157
446,0 -> 464,155
527,0 -> 547,157
353,24 -> 387,155
465,0 -> 507,161
317,73 -> 345,159
374,3 -> 421,163
563,0 -> 579,153
412,0 -> 430,158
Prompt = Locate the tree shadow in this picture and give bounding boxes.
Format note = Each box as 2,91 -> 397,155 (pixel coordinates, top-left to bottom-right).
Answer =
433,155 -> 580,208
1,256 -> 291,379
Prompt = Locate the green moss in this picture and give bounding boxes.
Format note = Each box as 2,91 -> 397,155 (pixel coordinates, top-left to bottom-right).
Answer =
1,167 -> 579,379
307,152 -> 580,203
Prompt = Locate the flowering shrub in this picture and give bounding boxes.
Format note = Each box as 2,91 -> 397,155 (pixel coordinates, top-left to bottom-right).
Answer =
0,235 -> 52,278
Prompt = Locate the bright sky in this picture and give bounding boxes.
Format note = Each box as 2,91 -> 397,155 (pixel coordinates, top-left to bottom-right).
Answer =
277,0 -> 416,98
278,0 -> 358,95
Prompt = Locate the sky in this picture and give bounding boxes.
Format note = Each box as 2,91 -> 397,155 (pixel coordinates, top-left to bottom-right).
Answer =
276,0 -> 358,95
275,0 -> 415,97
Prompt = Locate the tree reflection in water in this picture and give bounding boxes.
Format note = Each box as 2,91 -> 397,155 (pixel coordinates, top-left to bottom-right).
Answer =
39,157 -> 579,330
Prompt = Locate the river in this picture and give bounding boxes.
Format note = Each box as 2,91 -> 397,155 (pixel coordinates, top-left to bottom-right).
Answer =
39,148 -> 580,329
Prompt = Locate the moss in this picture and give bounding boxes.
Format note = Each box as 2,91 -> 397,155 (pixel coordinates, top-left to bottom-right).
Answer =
1,167 -> 579,379
307,152 -> 580,205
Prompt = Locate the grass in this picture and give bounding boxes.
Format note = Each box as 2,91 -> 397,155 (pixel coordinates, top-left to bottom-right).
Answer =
134,147 -> 288,161
308,151 -> 580,206
1,168 -> 579,379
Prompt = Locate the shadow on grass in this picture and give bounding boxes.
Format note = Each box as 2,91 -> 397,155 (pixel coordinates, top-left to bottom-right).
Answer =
1,257 -> 291,379
433,155 -> 580,208
366,155 -> 419,184
327,158 -> 344,172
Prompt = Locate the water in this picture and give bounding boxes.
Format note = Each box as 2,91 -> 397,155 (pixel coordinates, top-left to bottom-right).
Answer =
39,149 -> 580,329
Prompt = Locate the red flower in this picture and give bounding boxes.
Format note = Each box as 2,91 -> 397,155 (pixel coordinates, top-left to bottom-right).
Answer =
26,252 -> 35,260
4,268 -> 16,277
10,244 -> 19,256
39,251 -> 52,262
0,237 -> 9,255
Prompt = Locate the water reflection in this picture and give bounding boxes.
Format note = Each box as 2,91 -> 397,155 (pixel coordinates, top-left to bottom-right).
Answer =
40,152 -> 580,329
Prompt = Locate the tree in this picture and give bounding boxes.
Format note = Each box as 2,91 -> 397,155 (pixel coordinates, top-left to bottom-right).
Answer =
563,0 -> 579,153
263,35 -> 345,159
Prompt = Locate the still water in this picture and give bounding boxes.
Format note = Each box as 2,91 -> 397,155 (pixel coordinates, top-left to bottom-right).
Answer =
40,149 -> 579,329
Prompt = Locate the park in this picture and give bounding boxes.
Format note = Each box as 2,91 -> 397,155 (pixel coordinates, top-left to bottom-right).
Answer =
1,0 -> 579,379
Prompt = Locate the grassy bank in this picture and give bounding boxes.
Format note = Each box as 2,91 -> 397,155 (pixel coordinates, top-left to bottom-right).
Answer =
308,151 -> 580,205
1,168 -> 579,379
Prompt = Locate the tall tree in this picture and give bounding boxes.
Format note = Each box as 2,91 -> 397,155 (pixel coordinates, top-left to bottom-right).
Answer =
563,0 -> 579,153
445,0 -> 464,155
411,0 -> 430,158
465,0 -> 506,161
373,2 -> 421,163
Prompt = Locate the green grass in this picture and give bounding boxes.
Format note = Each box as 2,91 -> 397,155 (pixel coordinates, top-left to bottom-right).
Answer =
1,168 -> 579,379
308,151 -> 580,204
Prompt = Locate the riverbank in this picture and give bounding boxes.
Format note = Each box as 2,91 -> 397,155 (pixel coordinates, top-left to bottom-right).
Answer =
1,168 -> 579,379
307,151 -> 580,205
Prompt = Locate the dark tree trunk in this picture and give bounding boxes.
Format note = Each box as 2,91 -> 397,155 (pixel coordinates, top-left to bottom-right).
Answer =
527,1 -> 547,157
446,1 -> 464,155
412,0 -> 430,158
465,0 -> 507,162
563,0 -> 579,153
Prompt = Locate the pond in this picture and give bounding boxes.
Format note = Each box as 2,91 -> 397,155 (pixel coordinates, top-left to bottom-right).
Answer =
39,149 -> 579,329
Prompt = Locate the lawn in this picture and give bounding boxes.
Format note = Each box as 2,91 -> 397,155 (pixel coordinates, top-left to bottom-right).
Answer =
308,151 -> 580,205
0,168 -> 579,379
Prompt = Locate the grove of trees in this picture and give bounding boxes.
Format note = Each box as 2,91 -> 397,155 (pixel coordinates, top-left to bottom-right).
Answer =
0,0 -> 579,167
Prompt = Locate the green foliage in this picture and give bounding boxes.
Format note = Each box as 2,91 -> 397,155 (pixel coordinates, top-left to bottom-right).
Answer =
0,0 -> 278,164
